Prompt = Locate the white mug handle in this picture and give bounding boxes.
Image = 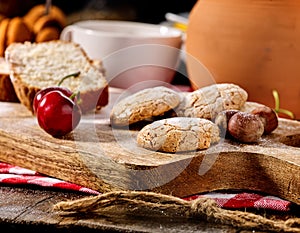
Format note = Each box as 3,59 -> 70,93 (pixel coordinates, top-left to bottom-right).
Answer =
60,25 -> 77,41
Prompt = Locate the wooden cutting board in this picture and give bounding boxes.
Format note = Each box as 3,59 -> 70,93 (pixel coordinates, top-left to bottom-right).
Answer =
0,91 -> 299,205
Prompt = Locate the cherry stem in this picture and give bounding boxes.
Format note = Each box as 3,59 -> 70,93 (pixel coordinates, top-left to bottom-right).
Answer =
70,91 -> 81,104
272,89 -> 294,119
57,71 -> 81,86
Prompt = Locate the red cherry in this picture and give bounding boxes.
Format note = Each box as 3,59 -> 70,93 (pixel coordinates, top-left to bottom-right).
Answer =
36,90 -> 82,137
33,86 -> 74,114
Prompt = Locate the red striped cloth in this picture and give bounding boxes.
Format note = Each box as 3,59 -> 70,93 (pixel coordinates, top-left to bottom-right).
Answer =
0,162 -> 100,195
0,162 -> 292,211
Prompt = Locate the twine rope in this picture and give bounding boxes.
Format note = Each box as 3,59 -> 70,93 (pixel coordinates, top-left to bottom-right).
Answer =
53,190 -> 300,233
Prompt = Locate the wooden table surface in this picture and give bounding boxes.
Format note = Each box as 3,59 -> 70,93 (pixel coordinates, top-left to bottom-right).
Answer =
0,185 -> 235,233
1,184 -> 299,233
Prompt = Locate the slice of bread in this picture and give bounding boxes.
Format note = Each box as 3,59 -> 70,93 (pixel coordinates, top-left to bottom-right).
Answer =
5,40 -> 109,114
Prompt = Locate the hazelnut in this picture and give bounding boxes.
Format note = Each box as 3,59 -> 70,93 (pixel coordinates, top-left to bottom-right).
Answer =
251,106 -> 278,134
228,112 -> 264,143
214,110 -> 239,137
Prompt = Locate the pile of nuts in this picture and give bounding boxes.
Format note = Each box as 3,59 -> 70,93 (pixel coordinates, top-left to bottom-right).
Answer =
214,106 -> 279,143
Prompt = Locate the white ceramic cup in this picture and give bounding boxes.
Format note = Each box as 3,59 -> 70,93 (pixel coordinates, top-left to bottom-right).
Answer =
60,20 -> 183,90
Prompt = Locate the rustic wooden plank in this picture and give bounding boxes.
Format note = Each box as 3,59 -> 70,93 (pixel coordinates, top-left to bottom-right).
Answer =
0,93 -> 299,205
0,186 -> 238,233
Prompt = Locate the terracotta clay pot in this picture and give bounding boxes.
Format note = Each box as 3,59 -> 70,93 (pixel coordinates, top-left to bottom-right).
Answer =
186,0 -> 300,119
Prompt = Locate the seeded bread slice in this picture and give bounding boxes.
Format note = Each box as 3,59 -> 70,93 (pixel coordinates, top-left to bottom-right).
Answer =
5,40 -> 109,114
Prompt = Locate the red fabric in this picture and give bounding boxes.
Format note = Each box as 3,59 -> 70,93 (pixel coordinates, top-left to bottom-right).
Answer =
0,163 -> 100,195
183,192 -> 291,211
0,162 -> 292,211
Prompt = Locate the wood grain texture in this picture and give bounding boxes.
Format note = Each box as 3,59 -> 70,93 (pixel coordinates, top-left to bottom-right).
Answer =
0,186 -> 240,233
0,93 -> 299,205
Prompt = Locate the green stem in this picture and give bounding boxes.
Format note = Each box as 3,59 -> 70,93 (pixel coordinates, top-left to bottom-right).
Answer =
272,90 -> 280,112
272,89 -> 294,119
276,108 -> 294,119
57,71 -> 81,86
70,91 -> 81,104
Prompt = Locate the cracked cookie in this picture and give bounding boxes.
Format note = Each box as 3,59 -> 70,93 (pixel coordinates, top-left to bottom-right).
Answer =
137,117 -> 220,152
176,83 -> 248,120
110,86 -> 182,126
